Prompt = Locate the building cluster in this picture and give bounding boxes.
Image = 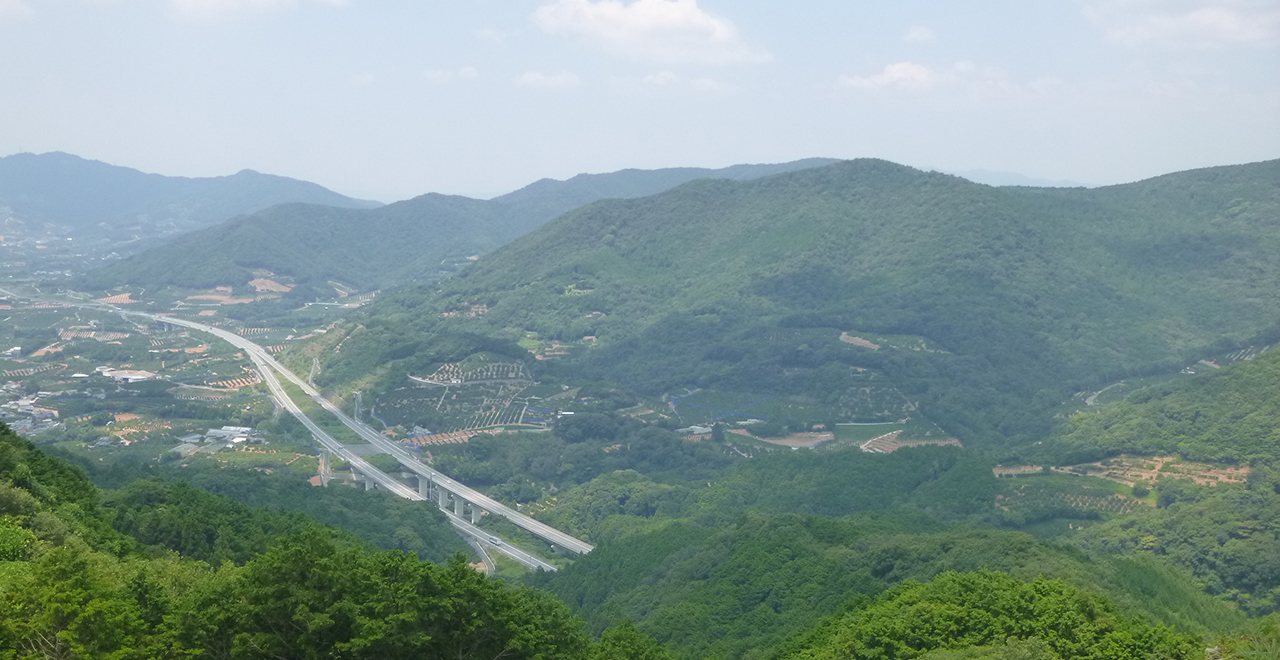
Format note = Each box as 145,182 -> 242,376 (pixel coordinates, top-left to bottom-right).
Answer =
95,366 -> 157,383
0,381 -> 60,435
169,426 -> 267,457
177,425 -> 266,446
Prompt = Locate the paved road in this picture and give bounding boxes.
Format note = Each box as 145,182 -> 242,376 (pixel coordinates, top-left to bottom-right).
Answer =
317,404 -> 594,555
140,312 -> 593,556
460,536 -> 497,577
0,289 -> 565,571
136,312 -> 571,570
444,511 -> 557,572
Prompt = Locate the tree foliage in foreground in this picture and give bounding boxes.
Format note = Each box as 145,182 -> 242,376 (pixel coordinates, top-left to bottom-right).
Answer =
0,422 -> 605,658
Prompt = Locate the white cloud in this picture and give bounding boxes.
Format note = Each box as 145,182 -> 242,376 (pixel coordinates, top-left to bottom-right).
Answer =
839,62 -> 937,91
640,71 -> 679,86
1083,0 -> 1280,48
515,70 -> 582,89
0,0 -> 32,21
610,70 -> 737,96
533,0 -> 771,64
475,27 -> 509,46
425,67 -> 480,85
904,25 -> 935,43
168,0 -> 343,22
838,61 -> 1024,96
687,77 -> 734,94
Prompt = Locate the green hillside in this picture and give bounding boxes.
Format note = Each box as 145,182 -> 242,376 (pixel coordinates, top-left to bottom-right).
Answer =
1045,346 -> 1279,464
78,195 -> 505,295
774,571 -> 1198,660
5,418 -> 1258,659
79,159 -> 835,294
311,158 -> 1280,446
534,499 -> 1241,658
1030,347 -> 1280,616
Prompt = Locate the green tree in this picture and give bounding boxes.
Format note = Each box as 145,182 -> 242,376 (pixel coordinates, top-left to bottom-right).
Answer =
593,620 -> 672,660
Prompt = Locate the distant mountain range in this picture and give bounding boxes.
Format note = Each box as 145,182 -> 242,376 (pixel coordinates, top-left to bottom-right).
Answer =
316,158 -> 1280,447
78,158 -> 838,294
0,152 -> 378,245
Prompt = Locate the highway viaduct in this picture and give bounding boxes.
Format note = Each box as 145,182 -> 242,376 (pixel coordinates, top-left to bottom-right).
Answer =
131,311 -> 595,558
0,288 -> 591,570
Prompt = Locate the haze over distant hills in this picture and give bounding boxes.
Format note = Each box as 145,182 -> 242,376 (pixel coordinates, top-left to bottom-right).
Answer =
318,158 -> 1280,447
0,152 -> 379,244
948,168 -> 1091,188
79,158 -> 838,295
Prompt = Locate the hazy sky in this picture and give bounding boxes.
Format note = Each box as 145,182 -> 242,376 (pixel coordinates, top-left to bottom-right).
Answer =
2,1 -> 1277,201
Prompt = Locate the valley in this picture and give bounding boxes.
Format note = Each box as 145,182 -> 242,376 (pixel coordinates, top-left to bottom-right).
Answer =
6,3 -> 1278,656
1,155 -> 1277,659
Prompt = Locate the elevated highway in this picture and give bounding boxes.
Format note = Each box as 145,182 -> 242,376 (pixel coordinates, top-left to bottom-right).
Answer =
0,288 -> 575,571
126,311 -> 592,557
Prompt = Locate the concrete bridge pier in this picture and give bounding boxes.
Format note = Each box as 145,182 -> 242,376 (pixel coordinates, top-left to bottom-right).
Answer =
469,504 -> 482,525
437,485 -> 449,509
454,496 -> 464,517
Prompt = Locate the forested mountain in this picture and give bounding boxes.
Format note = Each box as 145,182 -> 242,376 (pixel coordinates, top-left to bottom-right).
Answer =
0,152 -> 378,242
79,159 -> 835,293
310,158 -> 1280,446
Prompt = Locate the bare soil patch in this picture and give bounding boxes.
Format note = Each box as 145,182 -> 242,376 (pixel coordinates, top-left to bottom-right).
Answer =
839,333 -> 880,349
1056,455 -> 1248,487
755,431 -> 835,447
249,278 -> 293,293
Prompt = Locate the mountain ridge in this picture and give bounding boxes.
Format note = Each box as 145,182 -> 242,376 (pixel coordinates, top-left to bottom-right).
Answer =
0,151 -> 379,234
78,158 -> 840,293
313,157 -> 1280,447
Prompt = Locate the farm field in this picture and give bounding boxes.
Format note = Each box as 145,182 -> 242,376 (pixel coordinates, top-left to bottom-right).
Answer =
1055,455 -> 1250,488
997,472 -> 1147,522
378,357 -> 540,435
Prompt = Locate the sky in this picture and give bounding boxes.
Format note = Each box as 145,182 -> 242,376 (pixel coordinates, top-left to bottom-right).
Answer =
1,0 -> 1277,201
